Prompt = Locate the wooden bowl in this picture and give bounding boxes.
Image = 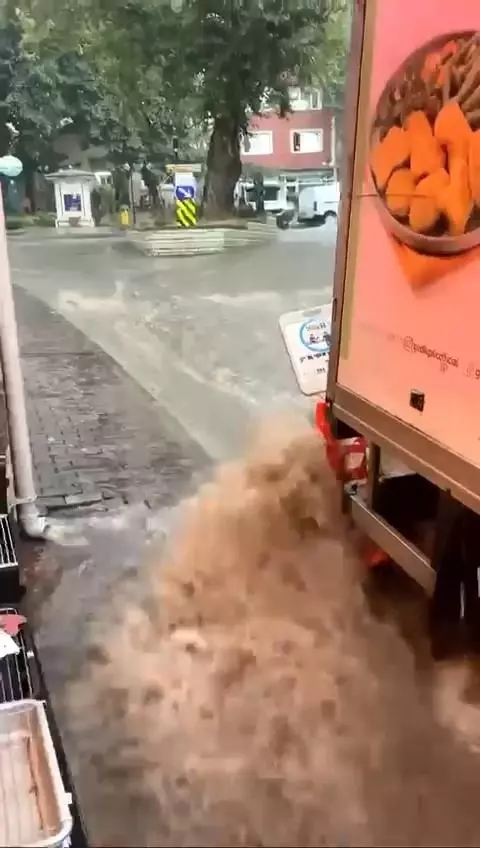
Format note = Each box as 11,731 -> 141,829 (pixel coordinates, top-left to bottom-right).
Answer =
370,30 -> 480,256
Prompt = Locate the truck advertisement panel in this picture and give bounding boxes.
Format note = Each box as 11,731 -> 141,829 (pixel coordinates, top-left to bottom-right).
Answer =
337,0 -> 480,468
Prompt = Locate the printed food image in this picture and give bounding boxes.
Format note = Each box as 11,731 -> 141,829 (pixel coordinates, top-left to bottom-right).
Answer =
370,32 -> 480,254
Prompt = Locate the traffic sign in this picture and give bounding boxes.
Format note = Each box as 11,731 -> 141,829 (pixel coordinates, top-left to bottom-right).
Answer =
175,184 -> 197,227
279,304 -> 332,396
175,185 -> 195,201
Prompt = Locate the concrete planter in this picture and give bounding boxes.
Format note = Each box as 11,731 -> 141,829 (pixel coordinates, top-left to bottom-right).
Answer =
127,220 -> 278,257
223,220 -> 278,248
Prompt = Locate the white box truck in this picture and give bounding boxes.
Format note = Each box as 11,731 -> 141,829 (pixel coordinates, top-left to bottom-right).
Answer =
325,0 -> 480,657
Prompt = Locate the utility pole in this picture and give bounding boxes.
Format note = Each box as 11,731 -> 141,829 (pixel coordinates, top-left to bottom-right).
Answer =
0,155 -> 46,536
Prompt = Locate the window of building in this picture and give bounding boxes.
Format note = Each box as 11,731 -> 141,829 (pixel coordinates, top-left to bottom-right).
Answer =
289,87 -> 323,111
241,131 -> 273,155
308,89 -> 322,109
291,129 -> 323,154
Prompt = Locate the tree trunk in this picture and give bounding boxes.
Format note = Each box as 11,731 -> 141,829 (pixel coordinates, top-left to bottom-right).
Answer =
0,176 -> 7,211
23,162 -> 36,214
203,116 -> 241,218
0,120 -> 10,157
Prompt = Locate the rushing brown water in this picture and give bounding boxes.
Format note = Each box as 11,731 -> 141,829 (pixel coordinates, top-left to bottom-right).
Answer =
67,419 -> 480,847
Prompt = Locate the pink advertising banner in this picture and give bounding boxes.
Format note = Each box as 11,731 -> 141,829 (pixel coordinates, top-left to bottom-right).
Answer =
337,0 -> 480,468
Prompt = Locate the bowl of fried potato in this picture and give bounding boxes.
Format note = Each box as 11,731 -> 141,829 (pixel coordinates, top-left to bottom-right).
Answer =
370,31 -> 480,255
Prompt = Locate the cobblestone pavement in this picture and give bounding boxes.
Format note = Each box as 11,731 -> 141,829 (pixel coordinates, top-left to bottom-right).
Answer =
15,286 -> 209,513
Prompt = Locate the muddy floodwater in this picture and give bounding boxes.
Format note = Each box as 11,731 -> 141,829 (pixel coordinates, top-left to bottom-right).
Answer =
22,422 -> 480,848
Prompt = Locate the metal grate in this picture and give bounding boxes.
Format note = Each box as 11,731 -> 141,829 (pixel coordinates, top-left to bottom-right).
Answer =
0,608 -> 34,702
0,516 -> 17,570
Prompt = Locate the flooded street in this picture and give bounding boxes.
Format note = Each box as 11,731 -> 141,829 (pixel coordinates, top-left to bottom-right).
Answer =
11,225 -> 336,461
16,426 -> 480,847
2,0 -> 480,841
8,224 -> 480,848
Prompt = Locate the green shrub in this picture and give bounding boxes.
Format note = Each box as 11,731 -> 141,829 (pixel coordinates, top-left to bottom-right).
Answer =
34,212 -> 56,228
6,213 -> 56,230
6,217 -> 26,231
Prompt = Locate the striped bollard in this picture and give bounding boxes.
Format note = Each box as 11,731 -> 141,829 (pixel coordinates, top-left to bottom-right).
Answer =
175,185 -> 197,227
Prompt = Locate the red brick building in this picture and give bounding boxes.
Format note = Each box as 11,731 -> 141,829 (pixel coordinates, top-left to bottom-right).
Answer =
241,88 -> 335,174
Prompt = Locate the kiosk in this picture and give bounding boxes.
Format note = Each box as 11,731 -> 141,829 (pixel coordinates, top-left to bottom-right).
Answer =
47,169 -> 97,229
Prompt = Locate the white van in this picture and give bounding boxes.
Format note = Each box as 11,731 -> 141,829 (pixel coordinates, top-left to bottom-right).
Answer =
297,179 -> 340,225
236,179 -> 290,216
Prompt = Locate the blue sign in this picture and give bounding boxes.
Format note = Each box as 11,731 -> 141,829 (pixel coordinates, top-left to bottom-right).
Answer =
175,185 -> 195,201
63,193 -> 81,213
299,318 -> 330,354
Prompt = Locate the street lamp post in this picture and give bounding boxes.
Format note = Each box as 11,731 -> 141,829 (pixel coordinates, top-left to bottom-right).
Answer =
0,155 -> 46,537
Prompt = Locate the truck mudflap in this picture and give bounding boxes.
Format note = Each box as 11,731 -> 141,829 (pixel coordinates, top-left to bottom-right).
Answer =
314,401 -> 389,569
315,400 -> 367,484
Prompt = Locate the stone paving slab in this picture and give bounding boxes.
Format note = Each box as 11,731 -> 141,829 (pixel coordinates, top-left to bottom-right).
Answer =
14,286 -> 209,513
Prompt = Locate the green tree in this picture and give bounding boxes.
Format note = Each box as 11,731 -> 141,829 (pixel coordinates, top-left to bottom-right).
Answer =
7,49 -> 106,206
0,5 -> 20,156
0,4 -> 68,205
310,1 -> 351,107
118,0 -> 343,214
184,0 -> 341,213
0,5 -> 114,204
18,0 -> 199,170
18,0 -> 349,215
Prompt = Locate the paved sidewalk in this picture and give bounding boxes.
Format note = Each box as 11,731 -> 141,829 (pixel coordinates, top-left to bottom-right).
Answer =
15,286 -> 209,513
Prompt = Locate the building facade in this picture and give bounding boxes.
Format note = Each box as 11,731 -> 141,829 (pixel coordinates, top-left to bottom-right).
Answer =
241,87 -> 335,174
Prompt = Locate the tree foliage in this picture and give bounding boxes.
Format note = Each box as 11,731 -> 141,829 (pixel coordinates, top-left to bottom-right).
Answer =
72,0 -> 346,212
1,0 -> 194,182
19,0 -> 203,166
8,0 -> 349,213
181,0 -> 347,211
310,1 -> 351,107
